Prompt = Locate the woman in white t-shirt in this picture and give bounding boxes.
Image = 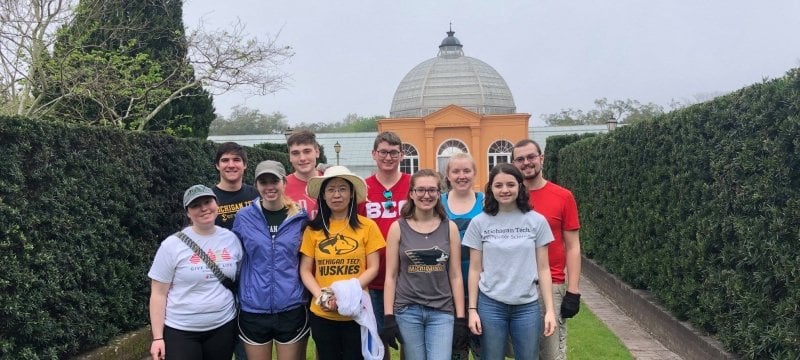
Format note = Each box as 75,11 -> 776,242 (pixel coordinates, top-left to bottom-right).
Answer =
148,185 -> 243,360
463,164 -> 556,360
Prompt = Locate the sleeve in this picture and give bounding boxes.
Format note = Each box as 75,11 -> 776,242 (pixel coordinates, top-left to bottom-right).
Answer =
300,227 -> 317,258
562,191 -> 581,231
461,215 -> 483,250
148,238 -> 177,283
363,219 -> 386,255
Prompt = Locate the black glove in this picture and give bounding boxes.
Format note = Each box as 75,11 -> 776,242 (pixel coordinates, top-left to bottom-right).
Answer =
452,317 -> 469,350
561,291 -> 581,318
380,315 -> 403,349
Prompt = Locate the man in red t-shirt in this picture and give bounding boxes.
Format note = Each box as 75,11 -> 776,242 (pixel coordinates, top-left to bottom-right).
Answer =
513,139 -> 581,360
358,131 -> 410,359
285,130 -> 323,219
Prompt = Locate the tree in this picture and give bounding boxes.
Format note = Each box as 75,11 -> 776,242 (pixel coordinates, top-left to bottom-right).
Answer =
208,105 -> 288,135
293,113 -> 384,133
4,0 -> 293,138
540,98 -> 668,126
0,0 -> 74,116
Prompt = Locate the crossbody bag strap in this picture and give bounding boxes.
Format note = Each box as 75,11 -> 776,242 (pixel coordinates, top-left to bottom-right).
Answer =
175,231 -> 234,288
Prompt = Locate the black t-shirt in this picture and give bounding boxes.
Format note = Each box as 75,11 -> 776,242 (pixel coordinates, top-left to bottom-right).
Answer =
261,206 -> 289,238
213,184 -> 259,230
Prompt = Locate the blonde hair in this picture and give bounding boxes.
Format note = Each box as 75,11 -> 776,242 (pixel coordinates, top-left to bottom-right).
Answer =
444,153 -> 476,189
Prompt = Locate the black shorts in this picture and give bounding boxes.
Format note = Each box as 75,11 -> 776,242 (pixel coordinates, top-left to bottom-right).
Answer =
238,306 -> 310,345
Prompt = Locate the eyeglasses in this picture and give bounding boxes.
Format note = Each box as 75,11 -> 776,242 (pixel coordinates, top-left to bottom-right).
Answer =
412,188 -> 440,196
383,189 -> 394,210
376,150 -> 401,159
324,186 -> 350,195
513,153 -> 541,164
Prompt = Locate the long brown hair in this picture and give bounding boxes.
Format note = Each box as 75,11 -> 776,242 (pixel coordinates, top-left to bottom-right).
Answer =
400,169 -> 447,221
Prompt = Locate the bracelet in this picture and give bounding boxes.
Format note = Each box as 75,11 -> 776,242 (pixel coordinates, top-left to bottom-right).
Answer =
152,338 -> 163,341
468,307 -> 478,310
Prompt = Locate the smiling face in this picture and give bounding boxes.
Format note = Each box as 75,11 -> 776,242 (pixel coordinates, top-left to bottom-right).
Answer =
410,175 -> 440,211
446,157 -> 475,191
372,141 -> 403,172
257,173 -> 285,206
490,172 -> 520,208
216,151 -> 246,184
289,142 -> 320,178
512,142 -> 544,181
186,196 -> 218,227
323,177 -> 353,216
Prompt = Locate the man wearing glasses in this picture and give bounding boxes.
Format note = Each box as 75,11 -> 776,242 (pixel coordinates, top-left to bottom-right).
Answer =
511,139 -> 582,360
358,131 -> 411,359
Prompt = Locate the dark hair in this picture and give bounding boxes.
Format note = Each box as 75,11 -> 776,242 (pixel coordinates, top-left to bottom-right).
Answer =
308,177 -> 362,236
483,163 -> 530,216
511,139 -> 543,158
215,142 -> 247,164
287,130 -> 319,148
400,169 -> 447,221
373,131 -> 402,150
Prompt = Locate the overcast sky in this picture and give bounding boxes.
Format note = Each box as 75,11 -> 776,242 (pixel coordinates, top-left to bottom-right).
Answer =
183,1 -> 800,126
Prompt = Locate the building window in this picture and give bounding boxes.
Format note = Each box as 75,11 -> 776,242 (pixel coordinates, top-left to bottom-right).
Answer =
400,143 -> 419,174
488,140 -> 513,173
436,139 -> 469,175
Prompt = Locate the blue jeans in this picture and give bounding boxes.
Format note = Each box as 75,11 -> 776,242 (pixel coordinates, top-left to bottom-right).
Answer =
369,289 -> 385,330
395,304 -> 454,360
477,291 -> 541,360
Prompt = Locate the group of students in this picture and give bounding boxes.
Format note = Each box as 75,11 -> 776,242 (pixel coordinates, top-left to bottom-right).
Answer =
148,130 -> 582,360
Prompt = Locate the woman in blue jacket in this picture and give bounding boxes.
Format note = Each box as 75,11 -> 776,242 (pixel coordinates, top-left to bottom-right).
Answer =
232,160 -> 309,360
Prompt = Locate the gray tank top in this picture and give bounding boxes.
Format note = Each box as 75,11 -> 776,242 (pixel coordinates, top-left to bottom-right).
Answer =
394,218 -> 454,313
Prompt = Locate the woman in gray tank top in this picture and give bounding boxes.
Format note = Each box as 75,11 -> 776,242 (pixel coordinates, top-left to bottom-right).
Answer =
381,169 -> 467,360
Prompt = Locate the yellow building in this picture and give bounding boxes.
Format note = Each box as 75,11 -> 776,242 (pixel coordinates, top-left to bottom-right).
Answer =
379,29 -> 530,188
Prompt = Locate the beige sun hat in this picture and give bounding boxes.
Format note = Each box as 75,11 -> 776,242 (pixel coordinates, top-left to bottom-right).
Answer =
306,165 -> 367,203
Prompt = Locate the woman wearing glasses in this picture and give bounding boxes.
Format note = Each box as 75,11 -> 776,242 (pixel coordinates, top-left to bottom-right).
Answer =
300,166 -> 386,360
382,169 -> 466,360
442,153 -> 484,360
464,164 -> 556,360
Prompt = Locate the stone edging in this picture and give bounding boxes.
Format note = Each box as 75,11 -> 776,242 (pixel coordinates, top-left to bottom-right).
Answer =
72,326 -> 150,360
582,256 -> 737,360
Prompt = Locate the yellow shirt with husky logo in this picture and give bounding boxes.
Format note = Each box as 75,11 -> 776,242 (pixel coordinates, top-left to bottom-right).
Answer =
300,215 -> 385,321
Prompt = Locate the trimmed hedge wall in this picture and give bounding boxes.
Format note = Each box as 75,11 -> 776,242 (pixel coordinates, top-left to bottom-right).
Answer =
557,69 -> 800,359
542,132 -> 597,184
0,116 -> 287,359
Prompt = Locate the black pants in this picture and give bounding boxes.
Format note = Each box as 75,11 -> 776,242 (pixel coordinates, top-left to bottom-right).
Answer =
309,312 -> 363,360
163,318 -> 237,360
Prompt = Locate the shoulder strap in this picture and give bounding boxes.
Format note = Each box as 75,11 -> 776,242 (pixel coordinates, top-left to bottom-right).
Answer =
175,231 -> 235,290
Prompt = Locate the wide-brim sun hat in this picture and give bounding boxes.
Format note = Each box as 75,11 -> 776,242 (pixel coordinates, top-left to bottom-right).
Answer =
307,165 -> 367,203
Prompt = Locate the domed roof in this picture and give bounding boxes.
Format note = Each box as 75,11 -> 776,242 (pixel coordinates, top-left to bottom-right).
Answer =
390,30 -> 516,118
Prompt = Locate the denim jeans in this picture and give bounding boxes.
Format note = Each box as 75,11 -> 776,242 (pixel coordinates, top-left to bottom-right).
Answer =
477,291 -> 542,360
395,303 -> 454,360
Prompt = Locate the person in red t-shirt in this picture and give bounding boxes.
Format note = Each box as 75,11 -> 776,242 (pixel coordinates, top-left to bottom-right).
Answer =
357,131 -> 411,359
512,139 -> 581,360
286,130 -> 323,219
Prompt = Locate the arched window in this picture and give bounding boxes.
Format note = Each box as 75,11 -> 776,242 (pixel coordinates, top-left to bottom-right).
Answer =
400,143 -> 419,174
488,140 -> 513,173
436,139 -> 468,175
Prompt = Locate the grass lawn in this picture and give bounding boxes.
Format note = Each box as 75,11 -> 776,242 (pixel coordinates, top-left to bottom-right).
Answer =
299,301 -> 631,359
567,300 -> 633,360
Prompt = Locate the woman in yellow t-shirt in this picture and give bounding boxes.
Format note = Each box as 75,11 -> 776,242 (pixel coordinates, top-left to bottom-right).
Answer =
300,166 -> 385,360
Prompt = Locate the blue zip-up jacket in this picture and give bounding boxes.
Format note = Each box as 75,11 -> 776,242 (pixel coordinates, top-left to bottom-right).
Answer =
232,199 -> 308,314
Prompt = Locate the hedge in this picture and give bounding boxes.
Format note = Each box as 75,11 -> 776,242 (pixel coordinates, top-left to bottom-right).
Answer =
0,116 -> 287,359
541,132 -> 597,184
557,68 -> 800,359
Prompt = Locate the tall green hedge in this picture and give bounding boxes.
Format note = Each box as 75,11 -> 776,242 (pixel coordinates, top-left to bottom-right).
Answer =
542,132 -> 597,184
0,116 -> 287,359
558,69 -> 800,359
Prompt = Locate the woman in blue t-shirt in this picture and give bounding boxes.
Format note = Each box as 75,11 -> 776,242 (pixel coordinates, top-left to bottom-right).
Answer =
441,153 -> 484,360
